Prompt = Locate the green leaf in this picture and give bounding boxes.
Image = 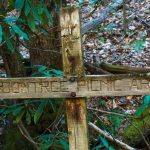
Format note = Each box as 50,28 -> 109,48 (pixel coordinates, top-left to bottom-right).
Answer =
15,0 -> 25,10
0,25 -> 2,43
135,95 -> 150,117
34,101 -> 47,124
15,110 -> 25,123
49,69 -> 64,76
91,144 -> 104,150
3,107 -> 14,115
32,7 -> 42,23
99,37 -> 105,43
12,106 -> 24,116
24,0 -> 31,16
11,24 -> 29,40
37,26 -> 49,35
43,6 -> 52,19
27,13 -> 36,32
43,6 -> 53,25
3,33 -> 14,52
134,40 -> 145,51
59,139 -> 69,150
143,95 -> 150,105
26,110 -> 31,125
38,0 -> 43,15
4,16 -> 18,23
100,136 -> 109,148
108,146 -> 115,150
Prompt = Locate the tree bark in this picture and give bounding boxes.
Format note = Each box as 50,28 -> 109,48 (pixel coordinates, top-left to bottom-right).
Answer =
0,45 -> 26,77
28,1 -> 65,70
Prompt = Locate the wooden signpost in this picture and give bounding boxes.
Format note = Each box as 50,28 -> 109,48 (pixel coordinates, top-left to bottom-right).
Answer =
0,7 -> 150,150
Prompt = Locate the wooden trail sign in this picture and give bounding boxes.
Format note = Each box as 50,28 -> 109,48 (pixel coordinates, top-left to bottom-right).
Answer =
1,75 -> 150,99
0,6 -> 150,150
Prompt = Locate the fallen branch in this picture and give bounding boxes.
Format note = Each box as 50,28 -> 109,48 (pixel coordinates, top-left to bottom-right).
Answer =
135,15 -> 150,28
85,62 -> 112,74
88,122 -> 137,150
100,62 -> 150,74
82,0 -> 123,34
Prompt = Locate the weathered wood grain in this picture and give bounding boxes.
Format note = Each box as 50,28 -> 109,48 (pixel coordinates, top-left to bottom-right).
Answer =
66,98 -> 89,150
60,7 -> 84,77
60,7 -> 89,150
0,75 -> 150,99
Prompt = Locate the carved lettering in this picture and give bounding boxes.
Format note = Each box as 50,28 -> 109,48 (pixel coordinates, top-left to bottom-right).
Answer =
20,83 -> 28,93
77,80 -> 89,91
0,77 -> 150,98
41,82 -> 51,93
11,82 -> 20,93
113,80 -> 122,91
140,80 -> 150,89
0,82 -> 11,93
51,81 -> 60,92
130,79 -> 140,90
91,80 -> 100,91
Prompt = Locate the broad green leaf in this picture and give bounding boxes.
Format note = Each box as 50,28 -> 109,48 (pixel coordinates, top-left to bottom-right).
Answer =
0,25 -> 2,43
99,37 -> 105,43
134,40 -> 145,51
3,33 -> 14,52
100,136 -> 109,148
37,26 -> 49,35
39,142 -> 53,150
38,0 -> 43,15
143,95 -> 150,105
34,101 -> 47,124
135,95 -> 150,117
4,16 -> 18,23
26,110 -> 31,125
43,6 -> 53,25
59,139 -> 69,150
43,6 -> 52,19
32,7 -> 42,23
27,13 -> 36,32
11,24 -> 29,40
15,110 -> 25,123
24,0 -> 31,16
109,146 -> 115,150
49,69 -> 64,76
15,0 -> 25,10
91,144 -> 103,150
38,65 -> 47,72
12,106 -> 24,116
3,107 -> 14,115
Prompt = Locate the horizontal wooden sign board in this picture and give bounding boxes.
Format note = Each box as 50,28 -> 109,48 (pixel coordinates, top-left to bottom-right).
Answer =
0,75 -> 150,99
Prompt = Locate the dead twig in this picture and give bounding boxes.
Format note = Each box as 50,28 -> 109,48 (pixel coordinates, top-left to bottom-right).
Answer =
17,121 -> 39,149
89,122 -> 137,150
88,107 -> 134,118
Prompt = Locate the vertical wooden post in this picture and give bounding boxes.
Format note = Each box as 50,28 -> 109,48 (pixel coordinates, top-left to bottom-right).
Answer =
60,7 -> 89,150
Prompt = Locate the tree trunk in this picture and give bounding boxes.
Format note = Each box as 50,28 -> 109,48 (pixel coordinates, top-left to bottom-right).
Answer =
28,1 -> 66,70
0,45 -> 26,77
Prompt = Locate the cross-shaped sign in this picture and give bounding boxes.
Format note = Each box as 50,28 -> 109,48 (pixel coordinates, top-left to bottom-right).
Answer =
0,7 -> 150,150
